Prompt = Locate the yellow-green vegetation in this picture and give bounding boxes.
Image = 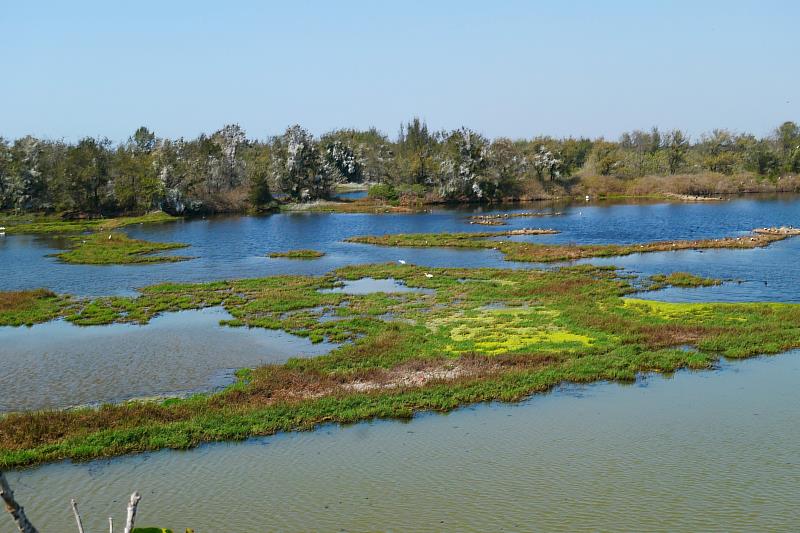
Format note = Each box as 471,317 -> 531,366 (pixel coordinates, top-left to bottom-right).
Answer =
2,262 -> 800,468
648,272 -> 722,289
347,229 -> 795,263
268,249 -> 326,259
55,232 -> 190,265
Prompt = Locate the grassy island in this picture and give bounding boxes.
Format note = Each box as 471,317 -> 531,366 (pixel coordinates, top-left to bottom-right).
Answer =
347,228 -> 796,263
1,261 -> 799,468
1,211 -> 191,265
268,249 -> 326,259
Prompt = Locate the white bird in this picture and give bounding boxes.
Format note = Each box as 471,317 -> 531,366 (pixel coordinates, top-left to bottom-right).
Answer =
398,259 -> 407,265
424,273 -> 433,278
108,234 -> 112,240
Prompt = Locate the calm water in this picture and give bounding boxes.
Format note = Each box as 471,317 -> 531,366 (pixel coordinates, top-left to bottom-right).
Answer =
0,307 -> 333,412
1,195 -> 798,297
9,351 -> 800,532
3,195 -> 800,532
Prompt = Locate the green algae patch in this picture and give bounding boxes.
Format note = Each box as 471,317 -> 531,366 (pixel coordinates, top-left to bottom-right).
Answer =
268,249 -> 325,259
2,262 -> 800,468
55,231 -> 191,265
347,229 -> 796,263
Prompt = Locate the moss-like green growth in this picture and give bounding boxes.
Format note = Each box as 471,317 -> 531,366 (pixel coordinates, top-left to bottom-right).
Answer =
268,249 -> 326,259
347,229 -> 794,263
55,232 -> 191,265
1,262 -> 799,468
648,272 -> 722,289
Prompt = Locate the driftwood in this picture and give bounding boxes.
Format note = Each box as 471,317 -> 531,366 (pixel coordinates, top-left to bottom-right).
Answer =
122,491 -> 141,533
2,470 -> 145,533
70,499 -> 85,533
0,472 -> 38,533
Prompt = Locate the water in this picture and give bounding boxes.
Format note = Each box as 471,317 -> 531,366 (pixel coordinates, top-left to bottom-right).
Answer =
3,195 -> 800,531
320,277 -> 434,294
1,195 -> 798,297
0,307 -> 334,412
9,351 -> 800,532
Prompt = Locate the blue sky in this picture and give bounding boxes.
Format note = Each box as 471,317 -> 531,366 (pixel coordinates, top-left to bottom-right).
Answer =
1,0 -> 797,142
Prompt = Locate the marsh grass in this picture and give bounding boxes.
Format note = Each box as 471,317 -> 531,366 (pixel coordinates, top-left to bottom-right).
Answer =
648,272 -> 722,289
347,229 -> 793,263
268,249 -> 326,259
55,232 -> 190,265
1,262 -> 799,468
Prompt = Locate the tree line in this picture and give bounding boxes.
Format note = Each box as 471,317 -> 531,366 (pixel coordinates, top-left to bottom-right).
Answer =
1,120 -> 798,214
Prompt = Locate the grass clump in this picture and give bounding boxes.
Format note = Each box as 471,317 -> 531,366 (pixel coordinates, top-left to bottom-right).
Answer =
268,249 -> 326,259
2,262 -> 800,467
0,289 -> 70,326
648,272 -> 722,289
55,232 -> 191,265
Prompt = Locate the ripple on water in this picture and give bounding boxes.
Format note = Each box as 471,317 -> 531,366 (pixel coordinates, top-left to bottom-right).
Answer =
9,351 -> 800,532
0,307 -> 335,412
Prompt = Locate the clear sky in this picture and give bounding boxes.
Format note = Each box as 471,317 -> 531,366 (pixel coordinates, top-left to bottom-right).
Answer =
1,0 -> 797,142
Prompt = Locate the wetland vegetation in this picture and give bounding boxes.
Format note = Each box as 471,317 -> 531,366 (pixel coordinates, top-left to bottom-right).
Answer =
347,227 -> 795,263
1,259 -> 799,469
267,249 -> 326,259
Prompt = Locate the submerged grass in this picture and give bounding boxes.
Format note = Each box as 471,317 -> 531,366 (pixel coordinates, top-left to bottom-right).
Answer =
1,262 -> 800,468
346,228 -> 795,263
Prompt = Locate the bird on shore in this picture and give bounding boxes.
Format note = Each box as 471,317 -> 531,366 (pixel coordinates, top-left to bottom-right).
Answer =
398,259 -> 406,265
424,273 -> 434,278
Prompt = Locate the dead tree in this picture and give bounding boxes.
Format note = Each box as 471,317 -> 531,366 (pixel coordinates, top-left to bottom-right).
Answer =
0,471 -> 38,533
2,470 -> 142,533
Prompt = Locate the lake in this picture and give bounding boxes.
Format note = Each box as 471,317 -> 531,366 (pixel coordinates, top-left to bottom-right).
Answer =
2,194 -> 800,532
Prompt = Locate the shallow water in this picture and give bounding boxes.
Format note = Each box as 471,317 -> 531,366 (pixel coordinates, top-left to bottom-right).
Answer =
320,277 -> 434,294
2,194 -> 799,297
10,351 -> 800,532
3,195 -> 800,531
0,307 -> 334,412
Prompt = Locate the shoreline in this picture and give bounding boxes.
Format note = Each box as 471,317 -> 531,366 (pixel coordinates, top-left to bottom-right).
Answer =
2,260 -> 799,468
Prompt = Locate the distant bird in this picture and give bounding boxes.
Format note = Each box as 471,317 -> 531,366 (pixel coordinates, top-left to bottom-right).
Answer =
424,273 -> 434,278
398,259 -> 407,265
108,234 -> 112,240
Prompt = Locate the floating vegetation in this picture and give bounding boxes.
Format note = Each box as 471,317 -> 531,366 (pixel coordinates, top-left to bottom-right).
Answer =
1,262 -> 799,468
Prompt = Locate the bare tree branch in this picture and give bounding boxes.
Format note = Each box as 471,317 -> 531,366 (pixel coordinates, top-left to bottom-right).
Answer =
122,491 -> 141,533
0,471 -> 38,533
70,499 -> 85,533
